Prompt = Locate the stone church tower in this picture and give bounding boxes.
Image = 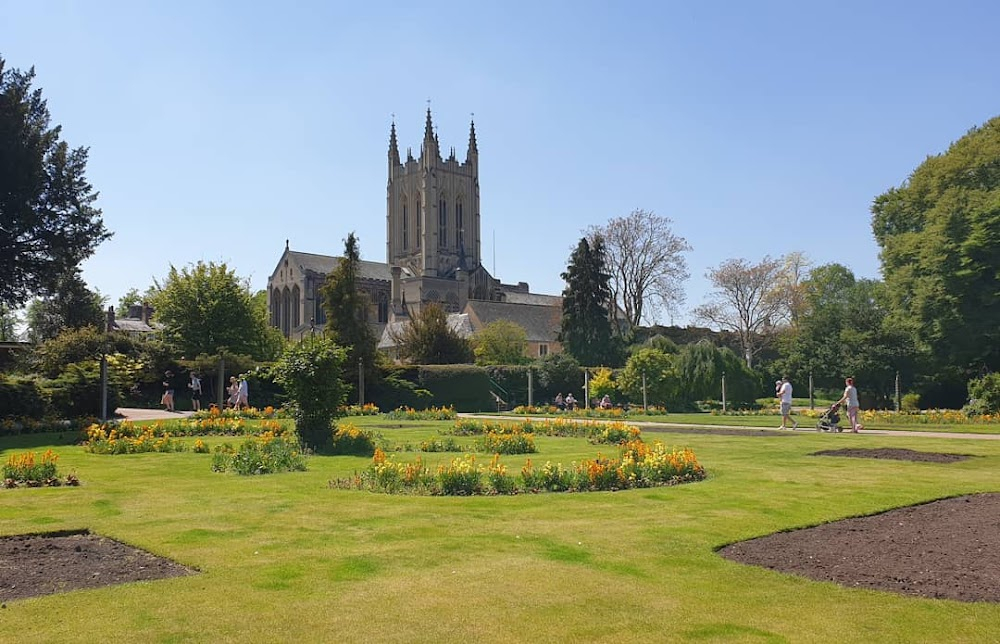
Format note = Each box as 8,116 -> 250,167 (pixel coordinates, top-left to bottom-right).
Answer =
386,110 -> 497,314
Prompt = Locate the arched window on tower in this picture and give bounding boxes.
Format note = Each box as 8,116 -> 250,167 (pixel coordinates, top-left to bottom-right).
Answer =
377,291 -> 389,324
456,200 -> 464,249
401,197 -> 408,251
282,287 -> 291,337
438,196 -> 447,248
291,285 -> 300,329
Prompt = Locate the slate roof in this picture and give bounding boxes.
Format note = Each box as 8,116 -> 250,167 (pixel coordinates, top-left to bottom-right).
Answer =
112,318 -> 160,333
502,291 -> 562,307
464,300 -> 561,343
284,250 -> 394,282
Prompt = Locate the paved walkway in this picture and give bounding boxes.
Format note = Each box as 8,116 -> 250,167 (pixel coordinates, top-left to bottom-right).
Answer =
115,408 -> 194,421
462,414 -> 1000,441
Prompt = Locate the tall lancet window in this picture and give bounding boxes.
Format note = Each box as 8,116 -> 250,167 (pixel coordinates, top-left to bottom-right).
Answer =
438,196 -> 448,248
456,200 -> 464,249
416,196 -> 422,247
401,198 -> 409,251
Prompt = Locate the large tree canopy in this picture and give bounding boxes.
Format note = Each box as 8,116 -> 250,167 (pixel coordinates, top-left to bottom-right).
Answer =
586,209 -> 691,328
0,57 -> 111,308
872,116 -> 1000,376
25,269 -> 105,343
149,261 -> 283,361
560,237 -> 621,366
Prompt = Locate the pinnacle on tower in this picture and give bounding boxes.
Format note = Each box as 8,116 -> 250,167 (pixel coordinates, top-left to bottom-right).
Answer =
388,120 -> 400,166
467,118 -> 478,156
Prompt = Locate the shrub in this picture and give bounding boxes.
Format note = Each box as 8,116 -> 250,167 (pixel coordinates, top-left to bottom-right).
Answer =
212,433 -> 306,475
45,361 -> 122,419
270,337 -> 348,450
966,373 -> 1000,416
587,367 -> 617,402
901,392 -> 921,412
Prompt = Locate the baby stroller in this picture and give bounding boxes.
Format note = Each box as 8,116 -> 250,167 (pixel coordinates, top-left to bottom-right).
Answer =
816,405 -> 843,432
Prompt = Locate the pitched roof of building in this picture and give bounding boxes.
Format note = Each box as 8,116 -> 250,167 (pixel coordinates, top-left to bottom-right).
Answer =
464,300 -> 561,342
285,250 -> 393,282
502,290 -> 562,307
112,318 -> 160,333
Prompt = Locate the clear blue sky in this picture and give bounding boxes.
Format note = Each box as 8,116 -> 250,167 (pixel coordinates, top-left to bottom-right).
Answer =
3,1 -> 999,325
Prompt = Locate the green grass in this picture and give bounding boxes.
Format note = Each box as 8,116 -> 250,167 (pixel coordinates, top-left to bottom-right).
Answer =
3,417 -> 1000,642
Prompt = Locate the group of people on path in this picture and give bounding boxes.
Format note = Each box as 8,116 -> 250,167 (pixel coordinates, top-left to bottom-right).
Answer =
161,371 -> 248,412
776,376 -> 863,433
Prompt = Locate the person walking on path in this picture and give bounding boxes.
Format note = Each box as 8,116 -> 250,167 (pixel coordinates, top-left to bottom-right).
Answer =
565,393 -> 577,411
236,376 -> 249,410
777,376 -> 797,430
161,371 -> 175,412
833,377 -> 863,433
188,373 -> 202,412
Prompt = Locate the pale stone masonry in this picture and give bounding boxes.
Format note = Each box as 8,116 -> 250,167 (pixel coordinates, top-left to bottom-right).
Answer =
267,110 -> 563,358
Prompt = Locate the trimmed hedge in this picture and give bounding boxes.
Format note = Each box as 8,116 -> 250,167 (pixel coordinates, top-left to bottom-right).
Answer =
0,376 -> 49,419
418,365 -> 494,412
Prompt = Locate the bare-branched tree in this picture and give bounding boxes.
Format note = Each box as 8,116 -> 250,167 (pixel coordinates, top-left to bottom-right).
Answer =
692,256 -> 785,368
587,209 -> 691,329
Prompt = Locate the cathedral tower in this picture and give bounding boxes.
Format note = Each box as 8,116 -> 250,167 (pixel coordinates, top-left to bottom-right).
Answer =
386,109 -> 481,279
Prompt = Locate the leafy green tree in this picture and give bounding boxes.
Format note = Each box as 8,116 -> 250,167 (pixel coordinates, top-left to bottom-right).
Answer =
319,232 -> 377,389
473,320 -> 529,365
775,264 -> 917,404
150,261 -> 283,361
26,269 -> 105,343
0,305 -> 19,341
586,366 -> 617,402
533,351 -> 583,402
617,347 -> 678,407
872,116 -> 1000,378
394,303 -> 473,365
269,336 -> 347,450
0,57 -> 111,308
560,237 -> 620,366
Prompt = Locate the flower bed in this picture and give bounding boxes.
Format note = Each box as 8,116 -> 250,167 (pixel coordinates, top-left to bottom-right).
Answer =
446,418 -> 641,444
333,439 -> 705,495
0,417 -> 95,438
211,432 -> 306,475
3,450 -> 79,488
385,406 -> 457,421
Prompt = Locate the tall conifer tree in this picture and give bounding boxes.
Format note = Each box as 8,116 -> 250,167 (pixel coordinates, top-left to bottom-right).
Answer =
320,233 -> 377,391
560,237 -> 620,366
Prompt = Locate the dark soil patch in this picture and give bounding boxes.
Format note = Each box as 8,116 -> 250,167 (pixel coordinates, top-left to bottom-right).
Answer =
719,493 -> 1000,603
813,447 -> 973,463
0,530 -> 196,602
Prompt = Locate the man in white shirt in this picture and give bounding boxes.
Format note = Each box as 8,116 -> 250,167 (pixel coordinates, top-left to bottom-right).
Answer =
777,377 -> 797,430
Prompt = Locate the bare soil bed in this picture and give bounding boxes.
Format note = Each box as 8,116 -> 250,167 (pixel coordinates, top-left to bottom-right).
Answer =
812,447 -> 973,463
720,493 -> 1000,603
0,530 -> 196,602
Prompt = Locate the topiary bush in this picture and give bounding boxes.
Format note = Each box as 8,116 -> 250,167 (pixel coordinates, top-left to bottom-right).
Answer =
269,337 -> 347,450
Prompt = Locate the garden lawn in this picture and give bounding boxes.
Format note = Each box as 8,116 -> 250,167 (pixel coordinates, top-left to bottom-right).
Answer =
2,416 -> 1000,643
